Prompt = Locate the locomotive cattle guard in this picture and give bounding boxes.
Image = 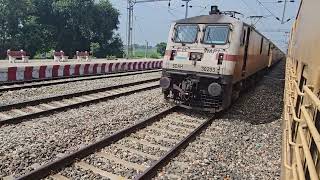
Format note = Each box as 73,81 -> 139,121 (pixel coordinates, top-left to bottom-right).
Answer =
160,6 -> 285,112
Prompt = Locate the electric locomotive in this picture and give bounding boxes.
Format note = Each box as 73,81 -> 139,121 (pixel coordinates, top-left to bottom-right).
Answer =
160,6 -> 284,112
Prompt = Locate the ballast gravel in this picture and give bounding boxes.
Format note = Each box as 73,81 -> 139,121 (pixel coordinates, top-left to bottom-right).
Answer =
74,111 -> 210,179
0,60 -> 286,179
0,71 -> 161,106
102,144 -> 156,170
83,154 -> 138,179
0,88 -> 171,178
59,166 -> 107,180
156,61 -> 285,179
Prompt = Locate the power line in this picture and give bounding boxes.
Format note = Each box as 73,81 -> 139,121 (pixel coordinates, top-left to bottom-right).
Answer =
256,0 -> 295,23
126,0 -> 171,58
240,0 -> 259,15
260,29 -> 290,32
260,0 -> 295,3
138,2 -> 181,19
247,16 -> 265,27
167,8 -> 180,18
239,0 -> 270,31
195,5 -> 208,15
235,0 -> 284,47
255,0 -> 281,21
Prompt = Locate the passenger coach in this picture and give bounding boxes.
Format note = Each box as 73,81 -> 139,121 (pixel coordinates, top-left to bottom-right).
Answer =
160,6 -> 285,112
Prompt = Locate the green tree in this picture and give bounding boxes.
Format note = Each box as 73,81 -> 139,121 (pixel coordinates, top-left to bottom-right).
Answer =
96,34 -> 124,58
0,0 -> 123,59
0,0 -> 34,58
90,42 -> 100,58
156,42 -> 167,56
50,0 -> 122,57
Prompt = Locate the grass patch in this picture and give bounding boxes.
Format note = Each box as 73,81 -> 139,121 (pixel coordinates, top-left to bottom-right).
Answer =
131,48 -> 162,59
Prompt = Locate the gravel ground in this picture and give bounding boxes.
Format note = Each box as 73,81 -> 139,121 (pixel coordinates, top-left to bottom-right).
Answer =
82,154 -> 138,179
0,60 -> 285,179
59,166 -> 107,180
0,88 -> 171,178
104,144 -> 156,167
156,61 -> 285,180
0,71 -> 161,106
53,111 -> 210,179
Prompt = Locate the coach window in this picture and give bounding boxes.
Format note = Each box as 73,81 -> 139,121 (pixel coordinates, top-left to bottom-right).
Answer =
260,37 -> 264,54
241,29 -> 246,46
203,25 -> 230,45
174,24 -> 199,44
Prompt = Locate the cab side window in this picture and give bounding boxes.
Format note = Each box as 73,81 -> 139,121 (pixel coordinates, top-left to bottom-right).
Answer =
260,37 -> 264,54
241,29 -> 246,46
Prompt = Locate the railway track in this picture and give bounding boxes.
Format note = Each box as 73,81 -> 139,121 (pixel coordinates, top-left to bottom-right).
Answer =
0,78 -> 160,126
0,69 -> 161,92
16,106 -> 216,180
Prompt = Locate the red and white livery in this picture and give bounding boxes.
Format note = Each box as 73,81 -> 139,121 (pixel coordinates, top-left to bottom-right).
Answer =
160,6 -> 285,112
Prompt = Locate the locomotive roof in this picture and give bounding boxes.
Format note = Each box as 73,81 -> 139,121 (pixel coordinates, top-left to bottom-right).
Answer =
175,14 -> 240,24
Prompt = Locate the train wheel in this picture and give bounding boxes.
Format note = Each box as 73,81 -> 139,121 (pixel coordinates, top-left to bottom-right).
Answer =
163,90 -> 170,101
231,82 -> 241,103
231,89 -> 240,103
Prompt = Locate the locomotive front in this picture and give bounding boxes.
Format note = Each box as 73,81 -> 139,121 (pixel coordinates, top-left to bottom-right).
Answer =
160,7 -> 242,112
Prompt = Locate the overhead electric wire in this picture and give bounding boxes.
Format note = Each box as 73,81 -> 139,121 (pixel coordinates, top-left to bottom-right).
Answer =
136,2 -> 180,19
196,5 -> 208,15
167,9 -> 180,19
255,0 -> 281,21
239,0 -> 267,29
134,16 -> 145,36
237,0 -> 285,49
240,0 -> 259,14
154,1 -> 183,19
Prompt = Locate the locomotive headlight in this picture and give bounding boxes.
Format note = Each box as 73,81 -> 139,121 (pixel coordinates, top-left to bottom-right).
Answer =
170,50 -> 177,61
189,52 -> 203,61
218,53 -> 224,65
208,83 -> 222,97
191,53 -> 197,60
160,77 -> 171,89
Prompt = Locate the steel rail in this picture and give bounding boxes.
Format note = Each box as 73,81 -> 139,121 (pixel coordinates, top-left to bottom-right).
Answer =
0,78 -> 159,111
17,106 -> 219,180
0,78 -> 160,126
135,113 -> 219,180
0,69 -> 161,92
17,106 -> 178,180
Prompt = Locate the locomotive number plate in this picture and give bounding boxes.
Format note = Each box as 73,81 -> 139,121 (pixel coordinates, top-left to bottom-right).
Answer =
201,66 -> 220,73
172,64 -> 184,69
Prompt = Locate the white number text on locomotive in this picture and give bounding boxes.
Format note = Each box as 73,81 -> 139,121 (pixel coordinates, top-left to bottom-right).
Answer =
201,66 -> 221,73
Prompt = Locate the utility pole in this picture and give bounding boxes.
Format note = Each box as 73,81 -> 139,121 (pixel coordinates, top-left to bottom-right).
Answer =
144,41 -> 149,59
182,0 -> 192,18
184,0 -> 189,18
281,0 -> 296,24
281,0 -> 287,24
127,0 -> 134,59
126,0 -> 171,59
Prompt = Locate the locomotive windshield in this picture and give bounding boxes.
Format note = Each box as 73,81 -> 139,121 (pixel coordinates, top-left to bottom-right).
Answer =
203,25 -> 229,44
174,24 -> 198,43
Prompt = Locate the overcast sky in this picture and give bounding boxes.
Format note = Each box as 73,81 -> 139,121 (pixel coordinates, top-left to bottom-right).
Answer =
109,0 -> 300,50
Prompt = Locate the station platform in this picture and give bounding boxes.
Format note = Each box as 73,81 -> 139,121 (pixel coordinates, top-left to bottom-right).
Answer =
0,58 -> 163,83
